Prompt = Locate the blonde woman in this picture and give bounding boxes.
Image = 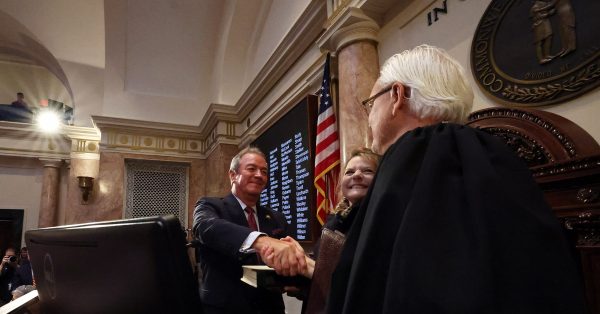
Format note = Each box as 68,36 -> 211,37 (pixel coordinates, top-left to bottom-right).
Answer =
262,148 -> 380,314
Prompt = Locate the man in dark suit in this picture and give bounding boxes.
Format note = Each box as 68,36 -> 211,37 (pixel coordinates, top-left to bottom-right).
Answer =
193,147 -> 306,314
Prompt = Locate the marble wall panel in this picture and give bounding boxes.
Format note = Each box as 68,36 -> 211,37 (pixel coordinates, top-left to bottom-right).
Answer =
205,144 -> 239,197
62,151 -> 210,226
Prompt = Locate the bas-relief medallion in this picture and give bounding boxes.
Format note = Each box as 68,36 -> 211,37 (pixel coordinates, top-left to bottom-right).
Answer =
471,0 -> 600,106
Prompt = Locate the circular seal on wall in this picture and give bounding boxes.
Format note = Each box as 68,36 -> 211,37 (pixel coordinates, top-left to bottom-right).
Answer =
471,0 -> 600,106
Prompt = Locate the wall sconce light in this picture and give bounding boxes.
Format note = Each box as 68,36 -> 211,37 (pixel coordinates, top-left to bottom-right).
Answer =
77,176 -> 94,204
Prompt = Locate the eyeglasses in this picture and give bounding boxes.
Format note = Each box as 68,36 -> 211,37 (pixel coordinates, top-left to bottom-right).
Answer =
361,86 -> 392,113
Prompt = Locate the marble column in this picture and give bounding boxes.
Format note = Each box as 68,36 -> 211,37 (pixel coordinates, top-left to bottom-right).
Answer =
38,158 -> 62,228
337,41 -> 380,158
317,7 -> 380,163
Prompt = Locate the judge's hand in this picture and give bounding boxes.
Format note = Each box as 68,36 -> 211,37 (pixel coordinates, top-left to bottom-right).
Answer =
253,236 -> 306,276
261,236 -> 315,278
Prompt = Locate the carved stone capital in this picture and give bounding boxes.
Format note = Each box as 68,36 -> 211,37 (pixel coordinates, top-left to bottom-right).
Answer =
317,7 -> 379,53
38,158 -> 63,168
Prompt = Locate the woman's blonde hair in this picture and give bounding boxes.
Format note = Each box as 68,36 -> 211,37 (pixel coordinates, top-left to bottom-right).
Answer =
332,147 -> 381,214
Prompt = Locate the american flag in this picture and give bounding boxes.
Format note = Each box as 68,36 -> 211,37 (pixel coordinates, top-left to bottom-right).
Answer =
314,53 -> 340,225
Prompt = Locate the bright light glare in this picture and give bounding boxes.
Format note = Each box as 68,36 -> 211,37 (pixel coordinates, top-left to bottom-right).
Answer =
37,109 -> 62,133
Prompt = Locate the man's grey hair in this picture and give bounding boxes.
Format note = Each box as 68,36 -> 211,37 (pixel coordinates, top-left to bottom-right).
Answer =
229,146 -> 267,172
376,44 -> 474,123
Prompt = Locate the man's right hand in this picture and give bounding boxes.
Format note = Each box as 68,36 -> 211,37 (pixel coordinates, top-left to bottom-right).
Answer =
261,237 -> 315,279
252,236 -> 307,276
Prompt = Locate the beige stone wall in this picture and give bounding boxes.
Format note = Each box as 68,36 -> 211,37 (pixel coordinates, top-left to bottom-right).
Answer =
377,0 -> 600,143
62,152 -> 206,227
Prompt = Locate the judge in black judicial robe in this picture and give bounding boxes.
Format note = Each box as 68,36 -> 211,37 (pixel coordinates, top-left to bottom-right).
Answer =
327,45 -> 585,314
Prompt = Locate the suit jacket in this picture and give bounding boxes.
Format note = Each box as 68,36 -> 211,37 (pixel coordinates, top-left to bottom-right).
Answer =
193,193 -> 288,313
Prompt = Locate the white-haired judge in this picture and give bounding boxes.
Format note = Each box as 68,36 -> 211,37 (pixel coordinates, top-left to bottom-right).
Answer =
327,45 -> 585,314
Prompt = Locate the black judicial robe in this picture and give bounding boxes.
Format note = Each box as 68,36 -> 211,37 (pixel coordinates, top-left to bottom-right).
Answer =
327,123 -> 585,314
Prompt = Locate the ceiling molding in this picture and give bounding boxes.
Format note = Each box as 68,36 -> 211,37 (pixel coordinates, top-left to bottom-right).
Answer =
64,125 -> 101,141
198,0 -> 327,136
317,7 -> 379,53
92,115 -> 205,158
240,54 -> 326,147
195,103 -> 239,138
93,115 -> 203,138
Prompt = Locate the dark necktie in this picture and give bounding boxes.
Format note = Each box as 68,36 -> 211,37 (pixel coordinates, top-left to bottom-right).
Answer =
245,207 -> 258,231
245,207 -> 262,264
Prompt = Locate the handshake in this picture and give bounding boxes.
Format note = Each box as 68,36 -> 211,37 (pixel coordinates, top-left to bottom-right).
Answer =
252,236 -> 315,279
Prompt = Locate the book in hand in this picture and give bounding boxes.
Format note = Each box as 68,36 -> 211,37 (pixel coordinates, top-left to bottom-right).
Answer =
241,265 -> 310,289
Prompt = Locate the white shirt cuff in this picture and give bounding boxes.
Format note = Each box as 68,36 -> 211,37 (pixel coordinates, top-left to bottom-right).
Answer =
239,231 -> 266,253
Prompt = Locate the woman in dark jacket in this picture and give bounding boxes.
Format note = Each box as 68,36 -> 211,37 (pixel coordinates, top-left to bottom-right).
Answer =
262,147 -> 380,313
